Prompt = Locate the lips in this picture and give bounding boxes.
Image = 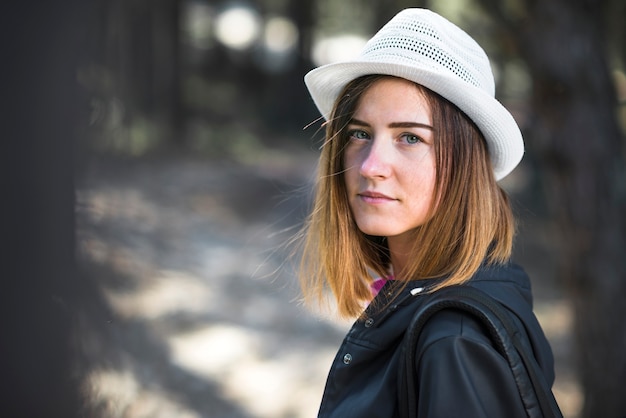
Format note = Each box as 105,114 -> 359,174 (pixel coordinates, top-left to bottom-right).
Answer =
358,190 -> 397,204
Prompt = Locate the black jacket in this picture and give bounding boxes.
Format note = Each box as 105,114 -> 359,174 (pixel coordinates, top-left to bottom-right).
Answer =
317,263 -> 555,417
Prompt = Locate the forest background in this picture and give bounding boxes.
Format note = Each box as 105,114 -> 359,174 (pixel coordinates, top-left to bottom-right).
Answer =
3,0 -> 625,417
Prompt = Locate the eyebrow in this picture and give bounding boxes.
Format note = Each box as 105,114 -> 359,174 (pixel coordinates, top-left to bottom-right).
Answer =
349,118 -> 435,131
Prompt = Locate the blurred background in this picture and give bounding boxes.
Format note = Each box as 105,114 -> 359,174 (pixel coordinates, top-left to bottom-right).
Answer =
3,0 -> 625,417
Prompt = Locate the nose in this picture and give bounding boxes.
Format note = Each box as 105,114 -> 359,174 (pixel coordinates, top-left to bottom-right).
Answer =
359,138 -> 392,179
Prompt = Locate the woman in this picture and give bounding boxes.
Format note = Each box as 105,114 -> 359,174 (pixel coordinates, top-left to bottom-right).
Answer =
299,8 -> 559,417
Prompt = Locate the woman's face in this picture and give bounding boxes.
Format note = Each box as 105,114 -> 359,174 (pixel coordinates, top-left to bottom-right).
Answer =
343,77 -> 437,247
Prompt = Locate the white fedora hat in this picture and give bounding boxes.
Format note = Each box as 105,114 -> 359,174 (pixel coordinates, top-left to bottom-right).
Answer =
304,8 -> 524,180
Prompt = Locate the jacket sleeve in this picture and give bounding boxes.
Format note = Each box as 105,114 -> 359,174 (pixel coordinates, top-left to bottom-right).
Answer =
414,310 -> 527,418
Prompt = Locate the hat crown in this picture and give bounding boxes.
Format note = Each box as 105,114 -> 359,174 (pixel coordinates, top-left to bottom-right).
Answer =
359,9 -> 495,96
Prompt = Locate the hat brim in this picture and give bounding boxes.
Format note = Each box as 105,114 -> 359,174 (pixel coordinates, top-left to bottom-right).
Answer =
304,61 -> 524,181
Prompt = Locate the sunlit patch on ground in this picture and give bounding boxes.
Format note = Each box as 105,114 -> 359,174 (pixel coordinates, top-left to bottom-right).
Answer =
105,270 -> 215,320
77,156 -> 350,417
168,324 -> 339,418
85,368 -> 202,418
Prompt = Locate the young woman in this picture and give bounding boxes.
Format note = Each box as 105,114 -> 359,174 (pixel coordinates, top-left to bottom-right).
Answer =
299,8 -> 560,417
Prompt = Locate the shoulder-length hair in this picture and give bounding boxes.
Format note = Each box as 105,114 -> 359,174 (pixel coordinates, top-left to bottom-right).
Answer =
299,74 -> 515,318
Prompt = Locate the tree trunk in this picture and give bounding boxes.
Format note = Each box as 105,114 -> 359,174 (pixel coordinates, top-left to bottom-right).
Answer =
476,0 -> 626,416
373,0 -> 428,29
1,0 -> 93,415
151,0 -> 184,143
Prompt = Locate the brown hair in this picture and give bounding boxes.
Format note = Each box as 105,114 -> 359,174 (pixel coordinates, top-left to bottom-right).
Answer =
299,75 -> 515,318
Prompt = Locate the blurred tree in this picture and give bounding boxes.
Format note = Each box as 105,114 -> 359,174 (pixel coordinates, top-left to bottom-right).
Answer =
271,0 -> 318,131
1,0 -> 94,416
86,0 -> 183,151
474,0 -> 626,416
373,0 -> 428,27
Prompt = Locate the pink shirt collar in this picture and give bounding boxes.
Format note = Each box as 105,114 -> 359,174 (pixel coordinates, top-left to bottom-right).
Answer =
370,275 -> 395,297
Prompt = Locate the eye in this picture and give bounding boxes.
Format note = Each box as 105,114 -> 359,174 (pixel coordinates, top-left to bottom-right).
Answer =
347,129 -> 370,140
401,133 -> 422,144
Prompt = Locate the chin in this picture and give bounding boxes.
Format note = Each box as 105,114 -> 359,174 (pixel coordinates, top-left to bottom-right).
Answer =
356,224 -> 400,238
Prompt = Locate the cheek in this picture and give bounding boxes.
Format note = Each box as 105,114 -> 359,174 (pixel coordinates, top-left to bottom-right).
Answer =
343,167 -> 358,197
342,150 -> 359,188
405,157 -> 437,207
343,146 -> 357,169
423,167 -> 439,213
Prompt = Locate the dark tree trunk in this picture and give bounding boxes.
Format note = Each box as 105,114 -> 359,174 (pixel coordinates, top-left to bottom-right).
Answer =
151,0 -> 184,142
1,0 -> 93,416
92,0 -> 183,146
476,0 -> 626,416
277,0 -> 318,130
373,0 -> 428,30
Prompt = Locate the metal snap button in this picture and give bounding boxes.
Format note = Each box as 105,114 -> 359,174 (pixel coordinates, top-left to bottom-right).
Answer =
343,353 -> 352,364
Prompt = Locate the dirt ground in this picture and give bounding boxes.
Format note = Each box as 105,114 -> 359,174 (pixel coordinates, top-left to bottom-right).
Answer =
75,148 -> 582,417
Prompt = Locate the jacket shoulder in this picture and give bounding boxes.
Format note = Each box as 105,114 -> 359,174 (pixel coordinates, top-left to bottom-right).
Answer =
412,309 -> 528,417
415,307 -> 496,352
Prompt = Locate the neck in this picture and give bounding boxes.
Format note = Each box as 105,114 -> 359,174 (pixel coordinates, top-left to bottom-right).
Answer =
387,235 -> 413,281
